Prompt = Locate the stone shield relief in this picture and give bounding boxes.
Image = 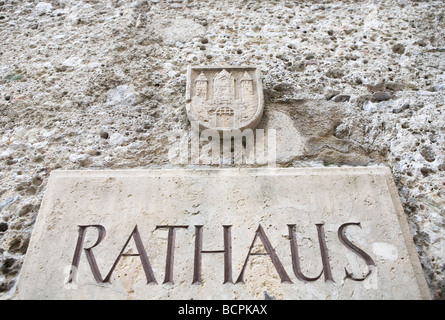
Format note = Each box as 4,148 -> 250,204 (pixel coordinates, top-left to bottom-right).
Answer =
186,66 -> 264,133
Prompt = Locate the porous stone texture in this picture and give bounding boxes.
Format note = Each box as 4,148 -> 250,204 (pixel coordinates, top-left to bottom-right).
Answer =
0,0 -> 444,299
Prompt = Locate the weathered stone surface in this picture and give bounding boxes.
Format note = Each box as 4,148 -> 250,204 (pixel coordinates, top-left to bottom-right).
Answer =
16,168 -> 429,300
1,0 -> 444,299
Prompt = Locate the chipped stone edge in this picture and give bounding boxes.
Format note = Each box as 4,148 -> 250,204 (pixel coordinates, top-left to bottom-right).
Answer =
384,170 -> 432,300
40,166 -> 392,178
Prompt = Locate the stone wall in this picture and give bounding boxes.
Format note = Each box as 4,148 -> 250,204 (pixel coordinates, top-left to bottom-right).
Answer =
0,0 -> 444,299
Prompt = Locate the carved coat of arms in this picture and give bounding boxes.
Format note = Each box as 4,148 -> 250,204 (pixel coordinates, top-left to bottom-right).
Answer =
186,66 -> 264,133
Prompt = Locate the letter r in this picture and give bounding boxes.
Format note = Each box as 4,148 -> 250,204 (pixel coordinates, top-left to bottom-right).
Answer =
67,225 -> 106,284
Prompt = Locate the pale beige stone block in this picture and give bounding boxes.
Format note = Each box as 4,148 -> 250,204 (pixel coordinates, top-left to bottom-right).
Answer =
16,167 -> 430,300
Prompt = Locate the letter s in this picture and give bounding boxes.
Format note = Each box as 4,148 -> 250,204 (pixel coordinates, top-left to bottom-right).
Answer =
338,222 -> 376,281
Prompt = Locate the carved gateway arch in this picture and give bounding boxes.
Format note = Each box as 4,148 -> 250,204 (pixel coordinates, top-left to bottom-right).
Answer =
186,66 -> 264,133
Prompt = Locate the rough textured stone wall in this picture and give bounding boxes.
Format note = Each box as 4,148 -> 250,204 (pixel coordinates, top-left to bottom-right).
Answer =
0,0 -> 443,299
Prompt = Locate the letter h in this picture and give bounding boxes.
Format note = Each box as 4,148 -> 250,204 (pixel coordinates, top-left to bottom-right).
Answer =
192,225 -> 233,284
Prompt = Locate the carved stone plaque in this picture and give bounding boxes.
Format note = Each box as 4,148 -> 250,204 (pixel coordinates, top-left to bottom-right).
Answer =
186,66 -> 264,133
16,167 -> 430,300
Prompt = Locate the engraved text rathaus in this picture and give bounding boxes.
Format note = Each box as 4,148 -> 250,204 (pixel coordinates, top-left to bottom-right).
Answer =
66,220 -> 376,286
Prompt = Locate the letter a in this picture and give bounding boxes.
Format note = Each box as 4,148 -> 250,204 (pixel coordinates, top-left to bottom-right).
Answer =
104,225 -> 157,284
236,224 -> 292,284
